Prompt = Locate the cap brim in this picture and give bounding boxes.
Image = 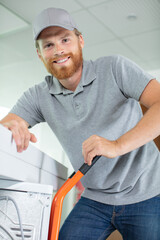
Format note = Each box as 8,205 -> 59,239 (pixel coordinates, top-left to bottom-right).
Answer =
34,24 -> 75,40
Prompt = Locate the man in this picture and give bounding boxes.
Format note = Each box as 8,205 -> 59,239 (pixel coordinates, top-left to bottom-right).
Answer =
1,7 -> 160,240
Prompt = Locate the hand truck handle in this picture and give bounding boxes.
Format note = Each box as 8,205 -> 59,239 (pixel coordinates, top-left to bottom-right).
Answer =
79,155 -> 101,175
48,155 -> 101,240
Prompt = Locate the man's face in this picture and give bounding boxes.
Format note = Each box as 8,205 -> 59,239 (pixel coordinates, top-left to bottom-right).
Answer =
37,26 -> 84,80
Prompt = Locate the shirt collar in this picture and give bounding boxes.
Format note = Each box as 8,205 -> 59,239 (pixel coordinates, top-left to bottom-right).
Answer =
45,60 -> 96,96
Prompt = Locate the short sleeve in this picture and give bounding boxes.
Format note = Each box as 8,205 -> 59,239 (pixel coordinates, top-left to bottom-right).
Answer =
112,55 -> 154,101
10,86 -> 45,127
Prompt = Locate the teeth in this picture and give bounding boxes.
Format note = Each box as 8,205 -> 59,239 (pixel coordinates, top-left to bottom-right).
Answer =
57,58 -> 68,63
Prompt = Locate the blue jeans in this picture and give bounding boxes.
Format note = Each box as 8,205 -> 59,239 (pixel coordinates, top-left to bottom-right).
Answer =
59,195 -> 160,240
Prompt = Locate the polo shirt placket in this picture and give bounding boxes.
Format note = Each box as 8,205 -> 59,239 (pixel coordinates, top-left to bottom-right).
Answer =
47,61 -> 97,120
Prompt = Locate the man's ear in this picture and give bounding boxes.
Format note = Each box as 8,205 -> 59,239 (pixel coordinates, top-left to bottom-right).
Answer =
79,35 -> 84,49
37,48 -> 42,60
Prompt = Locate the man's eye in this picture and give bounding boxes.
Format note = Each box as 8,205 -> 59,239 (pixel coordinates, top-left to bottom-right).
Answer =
44,43 -> 53,49
62,38 -> 69,43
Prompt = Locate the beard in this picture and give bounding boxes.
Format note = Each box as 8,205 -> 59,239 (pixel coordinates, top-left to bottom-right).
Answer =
43,44 -> 83,80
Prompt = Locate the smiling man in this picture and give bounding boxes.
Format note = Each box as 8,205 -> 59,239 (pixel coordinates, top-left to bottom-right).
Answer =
36,26 -> 84,90
0,7 -> 160,240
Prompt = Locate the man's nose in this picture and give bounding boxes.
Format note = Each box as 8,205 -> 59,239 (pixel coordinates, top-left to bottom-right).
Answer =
54,44 -> 64,56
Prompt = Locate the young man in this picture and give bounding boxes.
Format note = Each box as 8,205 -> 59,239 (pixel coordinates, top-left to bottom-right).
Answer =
1,8 -> 160,240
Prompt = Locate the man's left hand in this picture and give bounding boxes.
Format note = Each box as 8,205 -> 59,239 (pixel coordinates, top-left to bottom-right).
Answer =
82,135 -> 119,165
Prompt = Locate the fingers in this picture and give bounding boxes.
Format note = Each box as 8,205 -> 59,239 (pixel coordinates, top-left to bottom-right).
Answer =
85,150 -> 98,166
30,133 -> 37,143
82,135 -> 118,165
82,135 -> 101,165
12,121 -> 30,152
23,130 -> 32,151
11,125 -> 23,152
3,120 -> 36,152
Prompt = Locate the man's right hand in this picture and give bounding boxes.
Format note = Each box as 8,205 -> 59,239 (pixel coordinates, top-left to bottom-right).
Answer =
0,113 -> 37,152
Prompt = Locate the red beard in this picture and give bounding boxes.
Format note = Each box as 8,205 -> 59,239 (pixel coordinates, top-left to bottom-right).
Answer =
43,45 -> 83,80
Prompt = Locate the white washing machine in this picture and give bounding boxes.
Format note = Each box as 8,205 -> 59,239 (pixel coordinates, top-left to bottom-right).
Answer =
0,125 -> 68,240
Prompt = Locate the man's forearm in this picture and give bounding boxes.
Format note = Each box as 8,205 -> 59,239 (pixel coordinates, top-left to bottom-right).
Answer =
0,113 -> 29,126
116,101 -> 160,155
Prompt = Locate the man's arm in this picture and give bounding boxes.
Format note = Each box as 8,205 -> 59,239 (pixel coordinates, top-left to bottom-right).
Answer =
141,104 -> 160,150
0,113 -> 37,152
82,79 -> 160,165
115,79 -> 160,155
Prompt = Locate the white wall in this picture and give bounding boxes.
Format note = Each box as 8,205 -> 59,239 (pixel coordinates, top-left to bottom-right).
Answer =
148,69 -> 160,82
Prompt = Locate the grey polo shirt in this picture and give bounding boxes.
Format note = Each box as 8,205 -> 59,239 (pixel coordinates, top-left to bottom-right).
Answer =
10,55 -> 160,205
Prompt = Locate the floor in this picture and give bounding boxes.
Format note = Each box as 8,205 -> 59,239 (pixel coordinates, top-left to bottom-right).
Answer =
107,230 -> 123,240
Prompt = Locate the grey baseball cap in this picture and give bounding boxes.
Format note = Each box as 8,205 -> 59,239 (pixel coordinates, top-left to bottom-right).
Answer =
33,7 -> 78,40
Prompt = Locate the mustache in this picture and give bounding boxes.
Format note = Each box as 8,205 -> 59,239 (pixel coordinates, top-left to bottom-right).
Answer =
48,53 -> 73,63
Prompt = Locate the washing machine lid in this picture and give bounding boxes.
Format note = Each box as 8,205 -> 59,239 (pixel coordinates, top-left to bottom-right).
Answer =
0,125 -> 67,190
0,178 -> 54,194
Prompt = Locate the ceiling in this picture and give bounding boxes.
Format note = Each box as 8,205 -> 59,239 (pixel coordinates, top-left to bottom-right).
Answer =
0,0 -> 160,72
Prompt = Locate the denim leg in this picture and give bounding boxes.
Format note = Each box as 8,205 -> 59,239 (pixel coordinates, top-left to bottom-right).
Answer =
113,195 -> 160,240
59,197 -> 115,240
59,195 -> 160,240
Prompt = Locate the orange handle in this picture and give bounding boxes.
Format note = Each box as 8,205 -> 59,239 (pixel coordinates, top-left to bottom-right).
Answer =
48,156 -> 101,240
48,170 -> 84,240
